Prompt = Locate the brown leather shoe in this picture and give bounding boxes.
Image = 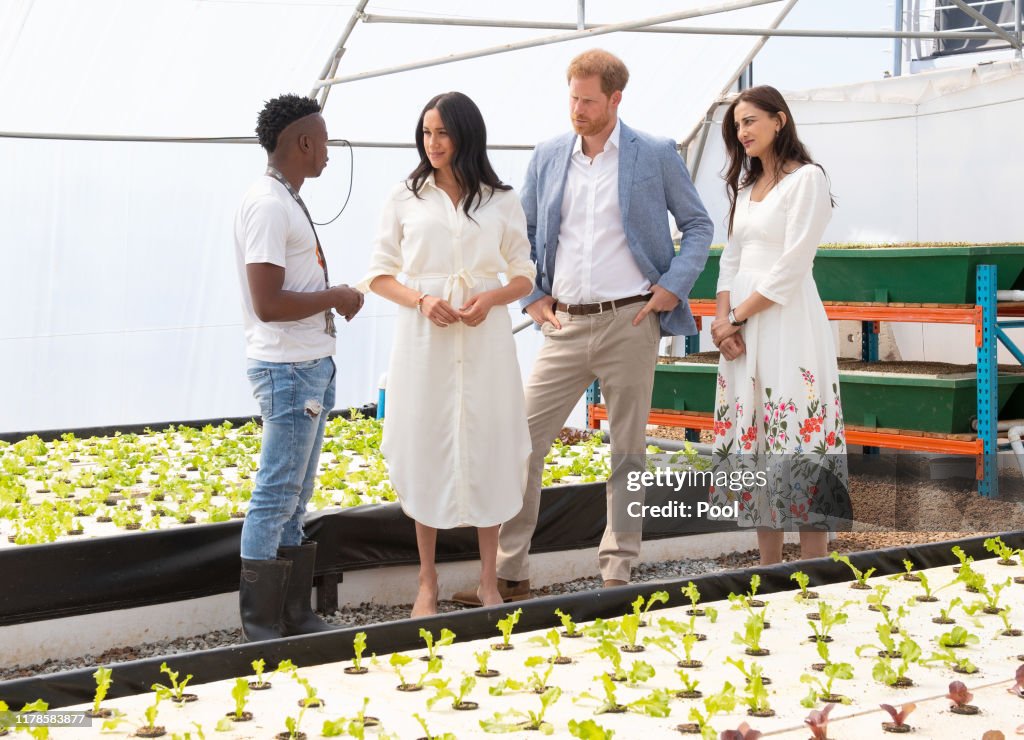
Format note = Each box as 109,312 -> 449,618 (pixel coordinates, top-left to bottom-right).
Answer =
603,579 -> 628,588
451,578 -> 531,606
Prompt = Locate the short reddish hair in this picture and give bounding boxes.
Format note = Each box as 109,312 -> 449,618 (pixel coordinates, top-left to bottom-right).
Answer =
566,49 -> 629,95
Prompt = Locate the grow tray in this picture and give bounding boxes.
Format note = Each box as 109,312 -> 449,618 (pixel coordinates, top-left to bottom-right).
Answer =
3,532 -> 1021,739
689,243 -> 1024,304
654,355 -> 1024,434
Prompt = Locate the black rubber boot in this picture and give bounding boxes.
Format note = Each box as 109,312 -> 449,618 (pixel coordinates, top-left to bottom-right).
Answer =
277,541 -> 335,636
239,557 -> 291,643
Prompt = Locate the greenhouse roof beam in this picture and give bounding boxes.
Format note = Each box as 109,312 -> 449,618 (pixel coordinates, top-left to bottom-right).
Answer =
686,0 -> 797,173
310,0 -> 372,107
314,0 -> 786,89
360,13 -> 1007,41
947,0 -> 1021,47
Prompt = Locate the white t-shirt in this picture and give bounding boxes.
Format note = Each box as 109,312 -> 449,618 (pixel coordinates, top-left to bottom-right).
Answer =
234,176 -> 336,362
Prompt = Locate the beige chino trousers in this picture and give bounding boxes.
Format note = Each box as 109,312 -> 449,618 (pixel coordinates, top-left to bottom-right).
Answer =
496,300 -> 661,584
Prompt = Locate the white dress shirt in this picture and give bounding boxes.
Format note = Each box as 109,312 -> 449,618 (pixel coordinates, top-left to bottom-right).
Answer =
551,120 -> 651,304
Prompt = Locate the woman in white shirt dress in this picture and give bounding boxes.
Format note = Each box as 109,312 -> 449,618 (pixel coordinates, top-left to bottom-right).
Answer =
708,86 -> 849,566
359,92 -> 535,616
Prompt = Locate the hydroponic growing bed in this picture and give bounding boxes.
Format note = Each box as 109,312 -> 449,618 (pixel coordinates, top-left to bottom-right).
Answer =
3,534 -> 1023,738
0,415 -> 725,626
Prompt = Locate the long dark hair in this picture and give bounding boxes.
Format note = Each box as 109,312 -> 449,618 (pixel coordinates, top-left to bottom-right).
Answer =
721,85 -> 834,235
407,91 -> 510,218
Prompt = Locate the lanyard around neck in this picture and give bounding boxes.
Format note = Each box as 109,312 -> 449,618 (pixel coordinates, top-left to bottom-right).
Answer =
264,166 -> 336,338
265,166 -> 331,286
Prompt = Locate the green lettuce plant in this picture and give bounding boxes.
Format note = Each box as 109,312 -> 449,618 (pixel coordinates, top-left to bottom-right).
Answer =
830,551 -> 875,589
494,608 -> 522,650
479,686 -> 561,734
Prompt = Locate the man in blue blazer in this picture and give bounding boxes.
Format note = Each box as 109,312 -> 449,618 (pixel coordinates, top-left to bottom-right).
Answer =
453,49 -> 712,605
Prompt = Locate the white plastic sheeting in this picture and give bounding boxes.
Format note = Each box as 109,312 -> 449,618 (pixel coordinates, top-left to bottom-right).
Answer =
0,0 -> 790,433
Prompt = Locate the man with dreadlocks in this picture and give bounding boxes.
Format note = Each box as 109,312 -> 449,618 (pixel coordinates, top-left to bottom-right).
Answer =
233,93 -> 362,641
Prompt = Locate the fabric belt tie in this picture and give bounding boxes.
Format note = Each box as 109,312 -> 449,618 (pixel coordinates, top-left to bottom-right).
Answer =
554,293 -> 652,316
407,271 -> 498,303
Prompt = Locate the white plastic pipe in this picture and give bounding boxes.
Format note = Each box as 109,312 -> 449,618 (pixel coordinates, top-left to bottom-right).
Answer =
972,418 -> 1024,432
1009,426 -> 1024,475
997,290 -> 1024,301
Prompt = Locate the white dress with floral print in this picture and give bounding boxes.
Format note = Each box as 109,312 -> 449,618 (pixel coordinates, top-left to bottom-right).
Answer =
709,165 -> 848,530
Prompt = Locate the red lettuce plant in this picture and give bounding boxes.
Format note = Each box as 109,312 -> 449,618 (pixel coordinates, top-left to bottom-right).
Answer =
805,702 -> 835,739
1009,665 -> 1024,698
947,681 -> 973,708
880,702 -> 916,731
719,723 -> 762,740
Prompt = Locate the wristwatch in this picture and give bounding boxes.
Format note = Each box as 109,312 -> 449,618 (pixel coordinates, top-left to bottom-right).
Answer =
728,309 -> 747,327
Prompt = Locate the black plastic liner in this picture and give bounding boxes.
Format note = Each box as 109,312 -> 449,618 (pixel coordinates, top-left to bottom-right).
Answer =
2,532 -> 1017,709
0,480 -> 732,626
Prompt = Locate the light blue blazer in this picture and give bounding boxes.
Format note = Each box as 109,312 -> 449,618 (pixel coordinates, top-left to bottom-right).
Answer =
520,120 -> 713,337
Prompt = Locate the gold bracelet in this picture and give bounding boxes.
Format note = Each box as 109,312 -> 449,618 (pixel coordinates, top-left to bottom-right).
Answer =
416,292 -> 428,313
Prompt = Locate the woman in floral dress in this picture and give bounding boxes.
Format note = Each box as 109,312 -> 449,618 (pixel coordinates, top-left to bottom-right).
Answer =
709,86 -> 848,565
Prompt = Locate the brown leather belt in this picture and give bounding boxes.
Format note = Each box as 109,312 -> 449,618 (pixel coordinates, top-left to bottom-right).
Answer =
554,293 -> 651,316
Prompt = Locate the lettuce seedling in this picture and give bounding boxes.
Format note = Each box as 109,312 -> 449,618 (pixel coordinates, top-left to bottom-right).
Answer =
871,636 -> 922,687
937,626 -> 980,649
920,646 -> 979,674
88,666 -> 113,717
984,535 -> 1021,565
947,680 -> 975,709
475,650 -> 498,677
857,622 -> 899,659
997,606 -> 1021,636
808,600 -> 850,643
880,702 -> 915,731
488,656 -> 554,696
391,653 -> 441,691
142,685 -> 170,735
321,697 -> 378,739
494,608 -> 522,650
293,670 -> 322,708
733,660 -> 772,715
791,571 -> 819,600
674,669 -> 702,697
346,631 -> 369,674
799,662 -> 854,707
1008,664 -> 1024,698
733,613 -> 769,655
681,581 -> 706,615
804,702 -> 836,740
419,627 -> 455,662
619,613 -> 643,652
718,723 -> 763,740
967,575 -> 1013,614
555,608 -> 581,638
631,591 -> 669,626
229,678 -> 251,721
529,628 -> 571,664
249,658 -> 270,689
412,713 -> 456,740
686,682 -> 737,740
567,718 -> 615,740
933,596 -> 962,625
830,551 -> 875,589
425,674 -> 477,710
153,661 -> 194,703
575,674 -> 669,717
479,686 -> 561,734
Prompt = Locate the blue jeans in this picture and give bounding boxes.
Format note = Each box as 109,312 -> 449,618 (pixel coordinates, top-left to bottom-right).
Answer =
240,356 -> 336,560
